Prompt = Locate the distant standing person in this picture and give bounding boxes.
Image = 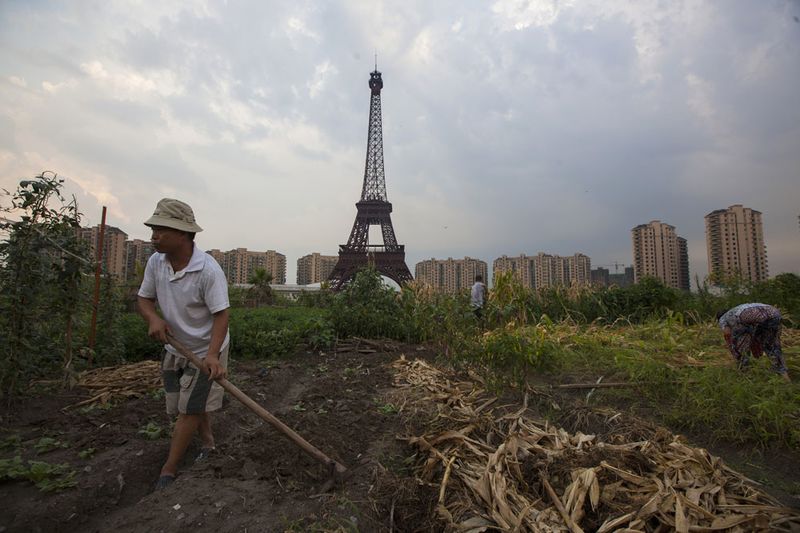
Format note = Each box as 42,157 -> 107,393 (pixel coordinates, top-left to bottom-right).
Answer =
136,198 -> 232,489
716,303 -> 790,382
471,274 -> 487,320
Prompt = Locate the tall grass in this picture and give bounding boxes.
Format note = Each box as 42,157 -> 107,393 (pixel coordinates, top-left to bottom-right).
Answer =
30,265 -> 799,450
315,268 -> 800,450
485,271 -> 799,327
474,318 -> 800,449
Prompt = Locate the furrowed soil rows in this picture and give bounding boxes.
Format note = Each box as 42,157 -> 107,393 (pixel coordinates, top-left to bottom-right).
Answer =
1,342 -> 437,533
1,340 -> 798,532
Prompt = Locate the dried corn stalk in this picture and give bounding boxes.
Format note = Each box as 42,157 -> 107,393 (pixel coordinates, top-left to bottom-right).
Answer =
67,360 -> 162,409
392,356 -> 800,532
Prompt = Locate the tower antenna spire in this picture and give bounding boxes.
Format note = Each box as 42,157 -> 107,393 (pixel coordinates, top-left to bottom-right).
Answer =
374,50 -> 377,71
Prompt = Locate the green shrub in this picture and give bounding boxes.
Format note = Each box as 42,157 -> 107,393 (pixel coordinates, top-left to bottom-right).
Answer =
478,324 -> 560,378
0,174 -> 93,395
330,268 -> 405,340
228,306 -> 333,359
118,312 -> 162,361
113,306 -> 334,361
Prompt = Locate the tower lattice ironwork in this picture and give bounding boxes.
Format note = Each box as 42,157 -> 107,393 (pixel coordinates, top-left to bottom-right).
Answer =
328,68 -> 413,290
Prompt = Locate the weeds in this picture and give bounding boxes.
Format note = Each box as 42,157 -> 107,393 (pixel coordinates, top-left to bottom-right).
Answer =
150,388 -> 166,400
33,437 -> 69,454
0,456 -> 77,492
376,401 -> 398,415
138,421 -> 164,440
78,448 -> 96,459
78,401 -> 115,415
0,434 -> 22,452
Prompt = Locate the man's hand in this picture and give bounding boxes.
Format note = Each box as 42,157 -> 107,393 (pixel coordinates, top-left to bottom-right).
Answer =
722,328 -> 733,348
147,317 -> 171,343
205,355 -> 226,380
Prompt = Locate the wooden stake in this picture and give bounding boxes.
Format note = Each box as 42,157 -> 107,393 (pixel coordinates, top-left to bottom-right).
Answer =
87,205 -> 107,359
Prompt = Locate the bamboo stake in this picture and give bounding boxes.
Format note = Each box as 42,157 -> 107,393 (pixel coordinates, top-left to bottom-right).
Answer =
88,205 -> 107,358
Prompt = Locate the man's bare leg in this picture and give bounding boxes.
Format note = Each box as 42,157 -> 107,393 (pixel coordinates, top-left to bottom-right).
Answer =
198,413 -> 215,449
160,413 -> 202,477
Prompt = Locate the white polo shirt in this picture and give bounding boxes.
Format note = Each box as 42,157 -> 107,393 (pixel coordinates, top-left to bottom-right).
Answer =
138,245 -> 230,358
471,282 -> 486,308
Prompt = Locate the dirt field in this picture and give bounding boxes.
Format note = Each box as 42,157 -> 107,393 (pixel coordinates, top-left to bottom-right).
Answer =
1,340 -> 798,532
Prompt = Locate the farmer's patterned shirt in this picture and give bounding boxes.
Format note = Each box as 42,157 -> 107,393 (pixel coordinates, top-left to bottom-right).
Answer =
718,303 -> 781,331
718,303 -> 787,375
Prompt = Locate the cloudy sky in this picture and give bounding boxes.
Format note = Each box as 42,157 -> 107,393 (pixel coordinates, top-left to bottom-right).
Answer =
1,0 -> 798,285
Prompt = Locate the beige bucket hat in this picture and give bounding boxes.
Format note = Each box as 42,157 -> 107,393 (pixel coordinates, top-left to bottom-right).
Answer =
144,198 -> 203,233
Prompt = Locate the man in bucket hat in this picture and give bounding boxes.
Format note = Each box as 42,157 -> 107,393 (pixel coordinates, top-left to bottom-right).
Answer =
136,198 -> 231,489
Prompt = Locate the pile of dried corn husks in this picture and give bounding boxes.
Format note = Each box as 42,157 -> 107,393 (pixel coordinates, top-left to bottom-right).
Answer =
68,360 -> 161,409
392,356 -> 800,532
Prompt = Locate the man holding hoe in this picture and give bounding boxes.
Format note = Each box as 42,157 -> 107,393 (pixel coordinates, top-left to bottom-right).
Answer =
137,198 -> 231,489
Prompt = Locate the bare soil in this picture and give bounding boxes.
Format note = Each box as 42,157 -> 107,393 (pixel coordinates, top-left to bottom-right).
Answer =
1,343 -> 798,533
1,343 -> 437,533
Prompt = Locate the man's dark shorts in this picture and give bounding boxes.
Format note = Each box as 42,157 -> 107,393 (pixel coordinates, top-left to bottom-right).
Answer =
161,345 -> 229,415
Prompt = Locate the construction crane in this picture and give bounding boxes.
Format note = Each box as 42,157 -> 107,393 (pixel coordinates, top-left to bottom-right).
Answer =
596,261 -> 627,273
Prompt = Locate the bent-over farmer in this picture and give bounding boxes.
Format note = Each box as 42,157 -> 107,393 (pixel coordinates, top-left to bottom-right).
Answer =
136,198 -> 231,489
716,303 -> 790,382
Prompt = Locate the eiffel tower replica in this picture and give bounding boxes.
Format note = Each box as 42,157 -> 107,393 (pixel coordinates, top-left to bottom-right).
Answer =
328,66 -> 413,290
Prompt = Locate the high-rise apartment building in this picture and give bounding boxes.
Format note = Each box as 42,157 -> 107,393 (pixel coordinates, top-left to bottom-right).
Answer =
415,257 -> 488,294
124,238 -> 155,280
492,254 -> 536,288
297,253 -> 338,285
536,253 -> 591,288
566,253 -> 592,286
705,205 -> 768,283
207,248 -> 287,285
78,225 -> 128,278
631,220 -> 689,290
493,253 -> 592,289
677,237 -> 690,291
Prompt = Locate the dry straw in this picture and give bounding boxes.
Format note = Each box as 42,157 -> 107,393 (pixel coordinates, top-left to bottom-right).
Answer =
67,360 -> 161,409
393,356 -> 800,532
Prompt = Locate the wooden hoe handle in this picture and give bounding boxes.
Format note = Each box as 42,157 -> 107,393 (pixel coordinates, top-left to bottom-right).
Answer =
166,334 -> 347,476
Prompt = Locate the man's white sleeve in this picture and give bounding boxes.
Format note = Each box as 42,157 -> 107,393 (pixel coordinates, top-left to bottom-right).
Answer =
204,267 -> 230,314
137,255 -> 157,299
